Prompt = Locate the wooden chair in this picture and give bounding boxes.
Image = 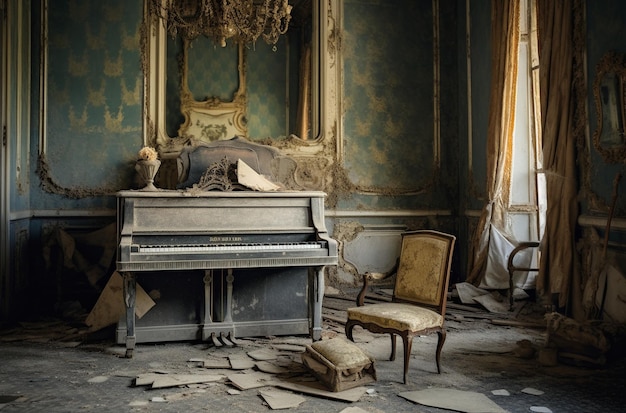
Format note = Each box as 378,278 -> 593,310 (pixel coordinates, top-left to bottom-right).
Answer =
506,241 -> 540,310
345,230 -> 456,384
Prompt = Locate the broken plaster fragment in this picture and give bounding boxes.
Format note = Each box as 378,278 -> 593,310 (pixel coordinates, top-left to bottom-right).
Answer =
522,387 -> 545,396
87,376 -> 109,383
530,407 -> 552,413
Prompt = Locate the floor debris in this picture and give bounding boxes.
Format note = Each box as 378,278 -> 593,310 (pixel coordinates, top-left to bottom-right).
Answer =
85,271 -> 155,332
258,389 -> 306,409
270,380 -> 367,402
227,371 -> 274,390
86,375 -> 109,383
2,288 -> 621,412
522,387 -> 545,395
255,360 -> 290,374
339,407 -> 371,413
248,348 -> 280,360
135,373 -> 224,389
228,354 -> 256,370
399,388 -> 507,413
530,407 -> 553,413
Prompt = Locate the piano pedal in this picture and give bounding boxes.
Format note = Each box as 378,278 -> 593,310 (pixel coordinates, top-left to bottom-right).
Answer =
210,333 -> 223,348
220,333 -> 234,347
227,333 -> 240,346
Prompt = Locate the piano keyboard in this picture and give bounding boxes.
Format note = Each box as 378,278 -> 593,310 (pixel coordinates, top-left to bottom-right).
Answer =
135,242 -> 324,253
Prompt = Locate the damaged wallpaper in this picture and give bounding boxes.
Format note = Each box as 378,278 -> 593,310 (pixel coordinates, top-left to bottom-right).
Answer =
44,0 -> 143,194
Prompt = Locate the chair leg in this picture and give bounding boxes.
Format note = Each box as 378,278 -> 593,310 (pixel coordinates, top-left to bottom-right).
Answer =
345,320 -> 356,342
435,329 -> 446,374
389,333 -> 396,361
402,333 -> 413,385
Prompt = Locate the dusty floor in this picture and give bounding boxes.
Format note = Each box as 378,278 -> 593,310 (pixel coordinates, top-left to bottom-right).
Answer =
0,293 -> 624,412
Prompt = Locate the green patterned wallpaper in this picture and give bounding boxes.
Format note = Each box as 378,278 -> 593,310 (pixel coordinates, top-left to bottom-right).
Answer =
45,0 -> 143,190
343,0 -> 435,191
187,40 -> 239,101
165,35 -> 300,140
247,38 -> 290,139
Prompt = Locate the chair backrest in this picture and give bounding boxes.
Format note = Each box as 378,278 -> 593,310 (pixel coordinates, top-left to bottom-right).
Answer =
393,230 -> 456,314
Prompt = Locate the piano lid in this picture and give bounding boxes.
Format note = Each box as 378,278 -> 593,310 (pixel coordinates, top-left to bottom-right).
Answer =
117,190 -> 328,235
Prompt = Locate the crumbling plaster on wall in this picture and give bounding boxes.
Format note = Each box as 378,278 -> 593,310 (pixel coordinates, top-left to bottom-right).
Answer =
36,154 -> 122,199
329,216 -> 454,287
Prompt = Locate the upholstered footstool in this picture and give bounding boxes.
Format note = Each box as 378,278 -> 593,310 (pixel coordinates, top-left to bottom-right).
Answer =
301,337 -> 376,392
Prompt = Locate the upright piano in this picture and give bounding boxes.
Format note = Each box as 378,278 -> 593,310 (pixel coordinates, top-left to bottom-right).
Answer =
116,190 -> 338,357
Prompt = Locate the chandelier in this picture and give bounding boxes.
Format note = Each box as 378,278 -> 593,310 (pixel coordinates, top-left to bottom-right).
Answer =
151,0 -> 293,46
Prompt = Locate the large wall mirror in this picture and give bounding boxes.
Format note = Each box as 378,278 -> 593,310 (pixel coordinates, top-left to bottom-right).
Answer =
145,0 -> 322,156
593,51 -> 626,163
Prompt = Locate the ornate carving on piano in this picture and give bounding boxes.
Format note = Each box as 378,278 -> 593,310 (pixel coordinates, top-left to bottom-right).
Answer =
194,157 -> 244,191
176,136 -> 303,191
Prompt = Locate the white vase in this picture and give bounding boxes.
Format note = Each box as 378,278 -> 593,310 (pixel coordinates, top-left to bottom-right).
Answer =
135,159 -> 161,191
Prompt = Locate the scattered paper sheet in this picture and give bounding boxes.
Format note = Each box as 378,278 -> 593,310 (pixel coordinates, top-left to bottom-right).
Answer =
455,282 -> 490,304
259,389 -> 306,410
227,371 -> 275,390
256,361 -> 289,374
522,387 -> 545,395
228,354 -> 256,370
530,407 -> 552,413
472,292 -> 509,313
237,159 -> 280,191
201,358 -> 231,369
86,271 -> 155,331
135,373 -> 224,389
270,380 -> 367,403
399,388 -> 507,413
340,408 -> 370,413
248,348 -> 280,361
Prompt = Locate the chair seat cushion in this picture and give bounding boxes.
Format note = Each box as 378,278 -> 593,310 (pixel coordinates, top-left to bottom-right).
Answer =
309,337 -> 373,370
347,303 -> 444,332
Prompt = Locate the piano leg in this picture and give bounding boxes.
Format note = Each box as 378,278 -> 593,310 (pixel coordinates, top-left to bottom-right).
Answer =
311,266 -> 325,341
203,270 -> 214,321
224,269 -> 234,323
122,272 -> 136,358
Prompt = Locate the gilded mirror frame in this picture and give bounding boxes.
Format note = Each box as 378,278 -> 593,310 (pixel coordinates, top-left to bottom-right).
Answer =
177,39 -> 247,143
142,0 -> 329,158
592,51 -> 626,163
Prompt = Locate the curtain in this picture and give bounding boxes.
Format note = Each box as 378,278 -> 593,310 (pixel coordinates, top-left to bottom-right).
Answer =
467,0 -> 520,285
536,0 -> 582,314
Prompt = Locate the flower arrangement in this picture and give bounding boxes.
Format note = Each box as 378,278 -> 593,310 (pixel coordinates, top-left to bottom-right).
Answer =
138,146 -> 159,161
